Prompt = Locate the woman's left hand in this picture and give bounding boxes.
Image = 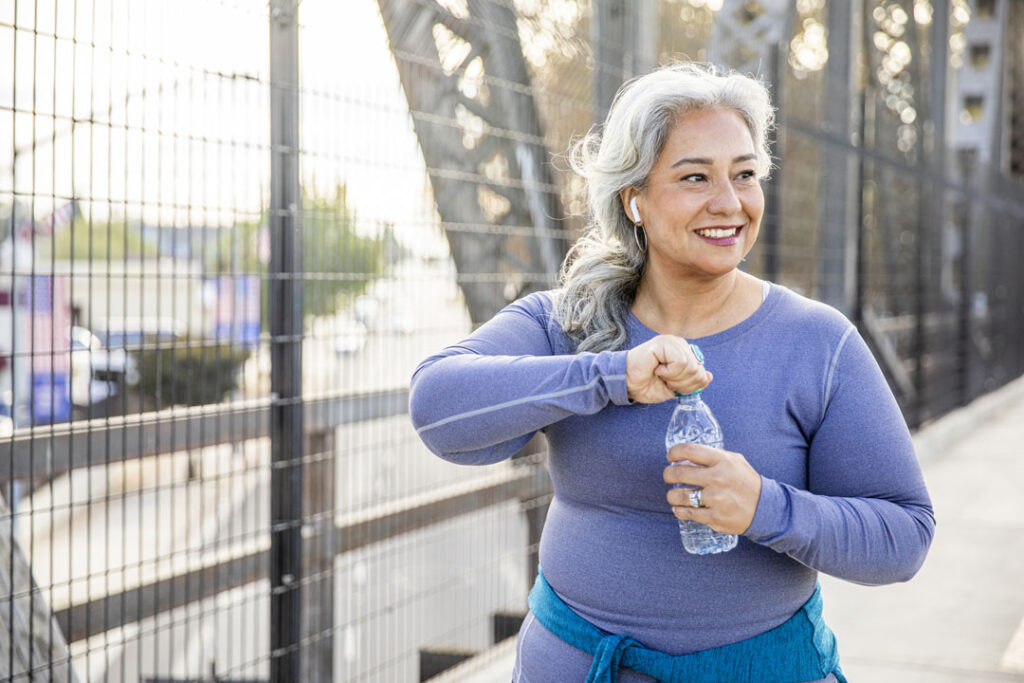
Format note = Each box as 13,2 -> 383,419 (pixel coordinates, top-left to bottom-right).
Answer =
663,444 -> 762,535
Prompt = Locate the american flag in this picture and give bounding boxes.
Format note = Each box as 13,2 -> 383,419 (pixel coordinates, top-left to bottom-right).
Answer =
16,199 -> 77,239
39,199 -> 77,235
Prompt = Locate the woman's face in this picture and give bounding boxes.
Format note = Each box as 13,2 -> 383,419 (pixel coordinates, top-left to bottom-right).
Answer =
629,108 -> 764,281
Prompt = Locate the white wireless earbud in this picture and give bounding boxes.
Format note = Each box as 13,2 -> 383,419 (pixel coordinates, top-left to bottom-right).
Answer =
629,196 -> 641,223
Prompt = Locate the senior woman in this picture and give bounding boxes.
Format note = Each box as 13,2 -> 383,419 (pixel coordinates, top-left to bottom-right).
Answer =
410,62 -> 934,682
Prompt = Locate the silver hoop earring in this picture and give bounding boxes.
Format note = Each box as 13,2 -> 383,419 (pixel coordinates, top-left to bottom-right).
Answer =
633,223 -> 647,253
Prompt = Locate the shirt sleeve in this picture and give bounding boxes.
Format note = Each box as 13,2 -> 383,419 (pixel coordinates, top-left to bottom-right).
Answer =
744,326 -> 936,585
409,294 -> 632,465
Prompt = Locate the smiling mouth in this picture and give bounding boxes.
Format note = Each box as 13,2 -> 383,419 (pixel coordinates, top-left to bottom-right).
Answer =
695,226 -> 743,242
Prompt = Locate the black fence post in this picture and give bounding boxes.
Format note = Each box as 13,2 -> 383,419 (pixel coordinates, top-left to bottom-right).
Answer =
819,0 -> 860,317
960,163 -> 978,407
269,1 -> 304,682
762,42 -> 783,284
302,429 -> 335,683
929,0 -> 955,412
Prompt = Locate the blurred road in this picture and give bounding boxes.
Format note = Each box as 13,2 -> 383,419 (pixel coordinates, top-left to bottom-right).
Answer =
304,258 -> 473,396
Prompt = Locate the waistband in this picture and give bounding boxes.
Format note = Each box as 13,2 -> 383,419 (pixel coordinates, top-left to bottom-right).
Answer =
528,568 -> 847,683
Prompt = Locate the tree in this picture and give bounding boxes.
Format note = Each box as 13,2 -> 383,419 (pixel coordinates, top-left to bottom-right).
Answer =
214,183 -> 387,327
41,209 -> 157,261
301,184 -> 388,318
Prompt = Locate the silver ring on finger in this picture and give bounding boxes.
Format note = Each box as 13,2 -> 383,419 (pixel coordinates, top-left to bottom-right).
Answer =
688,488 -> 703,508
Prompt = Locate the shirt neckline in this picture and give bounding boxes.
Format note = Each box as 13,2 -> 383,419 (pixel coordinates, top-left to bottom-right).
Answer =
626,282 -> 782,348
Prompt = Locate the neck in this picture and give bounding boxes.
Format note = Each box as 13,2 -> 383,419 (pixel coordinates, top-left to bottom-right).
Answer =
632,269 -> 758,339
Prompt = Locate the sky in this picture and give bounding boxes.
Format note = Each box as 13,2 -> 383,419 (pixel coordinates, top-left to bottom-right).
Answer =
0,0 -> 444,255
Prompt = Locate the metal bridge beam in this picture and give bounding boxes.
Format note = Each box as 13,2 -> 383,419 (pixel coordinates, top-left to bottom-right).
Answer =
707,0 -> 792,80
377,0 -> 569,323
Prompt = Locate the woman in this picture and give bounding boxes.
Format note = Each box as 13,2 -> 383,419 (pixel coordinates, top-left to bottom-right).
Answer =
410,62 -> 934,682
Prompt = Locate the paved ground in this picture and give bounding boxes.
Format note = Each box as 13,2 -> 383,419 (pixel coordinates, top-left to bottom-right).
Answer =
447,376 -> 1024,682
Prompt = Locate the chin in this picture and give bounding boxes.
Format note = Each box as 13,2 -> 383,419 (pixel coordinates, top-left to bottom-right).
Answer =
702,257 -> 746,276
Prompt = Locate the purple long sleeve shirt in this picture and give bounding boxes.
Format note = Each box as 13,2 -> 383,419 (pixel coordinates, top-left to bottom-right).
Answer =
410,285 -> 934,679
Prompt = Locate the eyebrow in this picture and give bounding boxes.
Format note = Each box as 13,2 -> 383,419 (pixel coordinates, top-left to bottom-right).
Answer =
671,153 -> 757,168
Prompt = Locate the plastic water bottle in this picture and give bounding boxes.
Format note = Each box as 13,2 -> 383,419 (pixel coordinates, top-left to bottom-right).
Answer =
665,344 -> 738,555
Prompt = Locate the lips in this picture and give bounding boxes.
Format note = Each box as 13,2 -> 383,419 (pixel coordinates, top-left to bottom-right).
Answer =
695,226 -> 743,246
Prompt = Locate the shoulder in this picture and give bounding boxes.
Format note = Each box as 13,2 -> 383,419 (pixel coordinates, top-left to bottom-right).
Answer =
767,284 -> 855,342
766,284 -> 885,390
762,286 -> 884,427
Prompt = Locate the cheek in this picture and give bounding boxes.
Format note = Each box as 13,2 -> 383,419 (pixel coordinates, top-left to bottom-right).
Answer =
743,191 -> 765,224
743,225 -> 761,256
742,198 -> 764,249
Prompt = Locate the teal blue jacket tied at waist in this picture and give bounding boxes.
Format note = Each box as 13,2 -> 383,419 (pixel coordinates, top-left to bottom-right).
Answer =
528,569 -> 847,683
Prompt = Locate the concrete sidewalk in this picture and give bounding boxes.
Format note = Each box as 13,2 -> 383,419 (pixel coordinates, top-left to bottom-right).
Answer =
445,376 -> 1024,682
821,376 -> 1024,681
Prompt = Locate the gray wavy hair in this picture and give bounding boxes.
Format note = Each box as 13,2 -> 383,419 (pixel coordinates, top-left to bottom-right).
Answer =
556,62 -> 775,352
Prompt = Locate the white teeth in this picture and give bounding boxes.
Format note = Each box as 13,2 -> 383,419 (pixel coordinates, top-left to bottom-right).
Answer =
697,227 -> 738,239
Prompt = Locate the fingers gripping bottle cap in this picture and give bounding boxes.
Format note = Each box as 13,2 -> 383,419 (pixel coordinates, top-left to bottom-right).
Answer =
674,343 -> 707,398
665,344 -> 738,555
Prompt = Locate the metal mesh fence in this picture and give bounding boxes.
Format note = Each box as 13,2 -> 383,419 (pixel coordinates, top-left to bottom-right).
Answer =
1,0 -> 1022,681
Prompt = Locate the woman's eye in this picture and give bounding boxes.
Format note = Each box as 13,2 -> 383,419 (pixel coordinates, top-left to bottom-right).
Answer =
681,173 -> 706,182
736,170 -> 757,181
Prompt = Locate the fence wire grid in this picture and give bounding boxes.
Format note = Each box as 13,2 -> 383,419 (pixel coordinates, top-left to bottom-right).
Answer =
1,0 -> 1023,681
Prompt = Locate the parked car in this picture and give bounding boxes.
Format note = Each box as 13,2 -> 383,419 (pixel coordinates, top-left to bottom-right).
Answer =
69,325 -> 140,406
354,294 -> 380,327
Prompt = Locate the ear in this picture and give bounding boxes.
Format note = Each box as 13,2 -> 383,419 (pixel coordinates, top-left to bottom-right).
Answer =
619,189 -> 641,224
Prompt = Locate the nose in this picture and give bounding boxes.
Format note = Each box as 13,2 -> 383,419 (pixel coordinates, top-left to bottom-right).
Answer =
707,180 -> 742,214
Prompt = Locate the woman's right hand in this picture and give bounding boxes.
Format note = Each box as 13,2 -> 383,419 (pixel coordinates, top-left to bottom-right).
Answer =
625,335 -> 712,404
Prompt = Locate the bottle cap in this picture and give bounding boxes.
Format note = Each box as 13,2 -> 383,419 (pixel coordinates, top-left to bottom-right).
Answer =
690,343 -> 705,364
